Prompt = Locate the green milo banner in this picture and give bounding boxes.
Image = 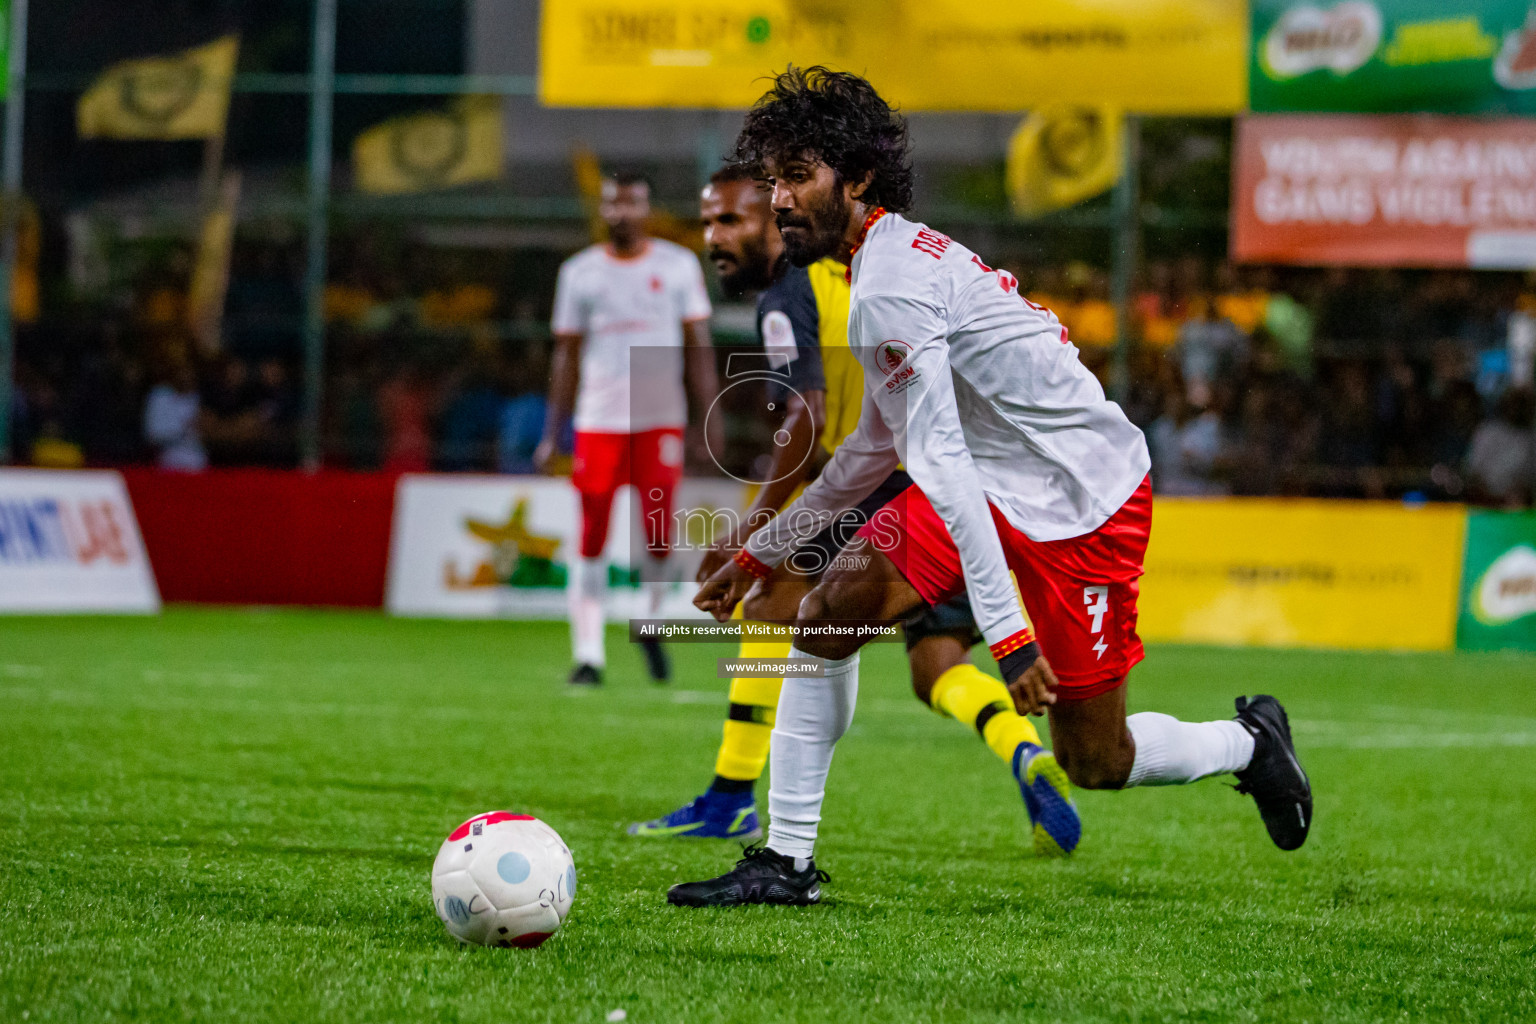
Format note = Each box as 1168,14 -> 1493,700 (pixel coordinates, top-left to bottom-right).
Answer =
1252,1 -> 1536,113
1457,511 -> 1536,651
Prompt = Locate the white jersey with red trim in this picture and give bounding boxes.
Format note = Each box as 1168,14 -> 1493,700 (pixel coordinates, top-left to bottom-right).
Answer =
743,211 -> 1150,651
551,239 -> 712,433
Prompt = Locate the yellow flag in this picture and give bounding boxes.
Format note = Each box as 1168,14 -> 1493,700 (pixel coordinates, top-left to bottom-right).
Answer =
5,198 -> 40,325
570,146 -> 606,242
78,35 -> 238,140
353,96 -> 504,196
1006,106 -> 1122,219
186,171 -> 242,355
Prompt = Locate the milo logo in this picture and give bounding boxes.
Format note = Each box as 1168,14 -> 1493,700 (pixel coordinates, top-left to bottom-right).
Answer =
1473,545 -> 1536,626
1262,2 -> 1383,79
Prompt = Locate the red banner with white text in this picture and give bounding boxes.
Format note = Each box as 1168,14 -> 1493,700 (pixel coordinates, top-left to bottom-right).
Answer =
1232,114 -> 1536,267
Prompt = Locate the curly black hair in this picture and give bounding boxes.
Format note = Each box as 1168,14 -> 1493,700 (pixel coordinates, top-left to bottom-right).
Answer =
731,66 -> 914,213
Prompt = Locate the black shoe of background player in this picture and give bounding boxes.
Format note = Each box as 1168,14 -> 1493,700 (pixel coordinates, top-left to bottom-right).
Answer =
639,638 -> 670,683
667,844 -> 828,907
568,663 -> 602,687
1233,695 -> 1311,850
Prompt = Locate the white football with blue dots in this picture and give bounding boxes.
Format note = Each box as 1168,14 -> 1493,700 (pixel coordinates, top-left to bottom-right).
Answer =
431,811 -> 576,947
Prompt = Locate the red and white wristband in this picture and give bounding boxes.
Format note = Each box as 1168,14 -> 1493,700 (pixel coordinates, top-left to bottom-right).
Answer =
989,628 -> 1041,681
733,548 -> 774,581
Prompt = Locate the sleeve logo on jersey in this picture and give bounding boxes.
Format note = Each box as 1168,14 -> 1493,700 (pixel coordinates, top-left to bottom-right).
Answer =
876,340 -> 912,376
761,310 -> 799,368
875,340 -> 921,395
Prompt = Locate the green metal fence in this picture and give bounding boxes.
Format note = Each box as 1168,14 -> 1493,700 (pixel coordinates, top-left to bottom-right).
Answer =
0,1 -> 1188,465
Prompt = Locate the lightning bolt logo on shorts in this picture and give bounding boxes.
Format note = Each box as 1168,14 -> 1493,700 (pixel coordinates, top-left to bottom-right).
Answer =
1083,586 -> 1109,659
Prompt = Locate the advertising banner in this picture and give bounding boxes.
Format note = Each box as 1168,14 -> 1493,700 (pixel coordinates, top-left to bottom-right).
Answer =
1232,114 -> 1536,267
1138,499 -> 1465,651
1456,510 -> 1536,651
386,475 -> 747,619
0,469 -> 161,614
1251,1 -> 1536,114
539,0 -> 1246,113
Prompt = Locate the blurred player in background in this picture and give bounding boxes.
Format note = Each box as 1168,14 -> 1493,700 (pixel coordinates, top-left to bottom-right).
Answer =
628,164 -> 1079,859
536,171 -> 721,686
674,68 -> 1310,907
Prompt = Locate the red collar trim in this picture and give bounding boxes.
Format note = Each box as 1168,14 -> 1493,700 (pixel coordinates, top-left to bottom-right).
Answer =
845,207 -> 887,283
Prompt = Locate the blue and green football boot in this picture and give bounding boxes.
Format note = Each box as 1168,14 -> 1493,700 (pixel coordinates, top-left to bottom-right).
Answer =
627,790 -> 762,840
1013,743 -> 1081,857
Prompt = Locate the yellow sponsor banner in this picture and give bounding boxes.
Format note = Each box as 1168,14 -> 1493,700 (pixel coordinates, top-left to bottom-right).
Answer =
539,1 -> 1246,113
539,3 -> 875,109
1139,500 -> 1467,652
898,1 -> 1247,113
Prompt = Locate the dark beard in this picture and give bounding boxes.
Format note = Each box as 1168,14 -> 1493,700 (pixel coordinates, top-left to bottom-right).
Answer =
778,188 -> 849,267
713,237 -> 774,297
715,264 -> 749,299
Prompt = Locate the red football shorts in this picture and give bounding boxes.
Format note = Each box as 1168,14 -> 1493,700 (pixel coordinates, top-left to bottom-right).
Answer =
857,476 -> 1152,700
570,428 -> 684,558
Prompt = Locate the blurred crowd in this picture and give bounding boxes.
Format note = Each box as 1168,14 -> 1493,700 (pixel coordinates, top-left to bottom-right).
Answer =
8,238 -> 1535,509
10,234 -> 560,475
1017,258 -> 1535,509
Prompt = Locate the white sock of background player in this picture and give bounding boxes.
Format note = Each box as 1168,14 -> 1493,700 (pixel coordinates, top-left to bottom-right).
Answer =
1124,712 -> 1255,786
568,556 -> 607,668
642,552 -> 670,617
766,648 -> 859,868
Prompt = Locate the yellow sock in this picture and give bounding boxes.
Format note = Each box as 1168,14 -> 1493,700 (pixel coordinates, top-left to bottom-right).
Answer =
928,663 -> 1041,764
712,639 -> 790,782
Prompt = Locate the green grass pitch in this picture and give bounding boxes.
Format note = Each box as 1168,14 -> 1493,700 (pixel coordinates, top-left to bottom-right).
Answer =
2,609 -> 1534,1023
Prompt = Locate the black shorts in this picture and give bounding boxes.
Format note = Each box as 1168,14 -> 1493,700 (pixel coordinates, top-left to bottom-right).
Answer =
901,595 -> 983,651
781,470 -> 912,578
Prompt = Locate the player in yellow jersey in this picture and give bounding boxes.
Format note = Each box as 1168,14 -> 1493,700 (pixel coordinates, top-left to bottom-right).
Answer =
627,165 -> 1079,857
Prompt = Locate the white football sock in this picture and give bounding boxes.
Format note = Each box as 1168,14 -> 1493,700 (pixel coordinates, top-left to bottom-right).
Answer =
642,552 -> 670,616
568,557 -> 607,667
766,648 -> 859,861
1125,712 -> 1255,787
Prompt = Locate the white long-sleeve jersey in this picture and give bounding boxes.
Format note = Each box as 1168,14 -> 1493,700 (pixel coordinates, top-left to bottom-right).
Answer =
743,211 -> 1151,651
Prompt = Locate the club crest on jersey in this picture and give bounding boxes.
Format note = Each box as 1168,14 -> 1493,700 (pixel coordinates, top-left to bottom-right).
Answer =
876,340 -> 920,395
876,340 -> 912,375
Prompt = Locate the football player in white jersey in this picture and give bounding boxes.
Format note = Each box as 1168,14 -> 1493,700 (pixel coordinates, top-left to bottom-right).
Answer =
536,171 -> 721,686
629,164 -> 1080,858
671,68 -> 1311,907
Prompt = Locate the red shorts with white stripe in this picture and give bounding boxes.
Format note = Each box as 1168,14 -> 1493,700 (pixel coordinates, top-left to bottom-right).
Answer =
856,476 -> 1152,700
570,428 -> 684,558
